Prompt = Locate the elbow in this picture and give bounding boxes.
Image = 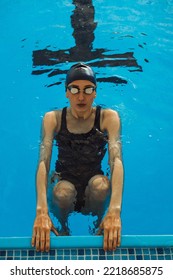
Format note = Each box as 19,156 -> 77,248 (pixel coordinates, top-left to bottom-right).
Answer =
37,160 -> 49,175
111,157 -> 124,177
109,156 -> 123,168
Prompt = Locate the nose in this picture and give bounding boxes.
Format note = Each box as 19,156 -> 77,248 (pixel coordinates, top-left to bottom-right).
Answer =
78,91 -> 85,101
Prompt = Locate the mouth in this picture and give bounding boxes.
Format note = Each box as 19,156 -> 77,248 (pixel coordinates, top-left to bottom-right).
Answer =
77,104 -> 86,108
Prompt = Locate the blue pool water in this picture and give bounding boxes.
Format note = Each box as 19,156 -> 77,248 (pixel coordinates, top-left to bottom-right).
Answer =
0,0 -> 173,255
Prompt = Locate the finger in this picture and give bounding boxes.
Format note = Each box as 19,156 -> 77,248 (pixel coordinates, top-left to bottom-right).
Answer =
36,229 -> 40,251
45,230 -> 50,252
31,229 -> 36,247
117,227 -> 121,247
51,225 -> 59,236
113,229 -> 118,250
108,230 -> 114,251
103,229 -> 109,251
40,230 -> 45,252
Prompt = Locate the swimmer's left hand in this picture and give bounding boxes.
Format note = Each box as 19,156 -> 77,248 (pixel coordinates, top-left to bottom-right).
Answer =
98,211 -> 121,251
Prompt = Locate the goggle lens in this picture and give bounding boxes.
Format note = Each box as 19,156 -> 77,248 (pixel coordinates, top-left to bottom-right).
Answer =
67,86 -> 95,95
69,87 -> 79,94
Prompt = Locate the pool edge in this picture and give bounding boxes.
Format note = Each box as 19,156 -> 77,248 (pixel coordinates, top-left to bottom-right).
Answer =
0,235 -> 173,249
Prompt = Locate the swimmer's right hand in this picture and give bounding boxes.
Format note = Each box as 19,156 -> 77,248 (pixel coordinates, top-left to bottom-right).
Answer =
31,212 -> 59,252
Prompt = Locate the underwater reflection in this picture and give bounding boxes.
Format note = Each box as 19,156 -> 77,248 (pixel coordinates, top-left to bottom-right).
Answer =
32,0 -> 142,87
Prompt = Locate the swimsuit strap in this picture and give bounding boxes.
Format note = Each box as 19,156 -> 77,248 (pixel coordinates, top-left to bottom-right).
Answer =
94,106 -> 101,130
60,107 -> 67,130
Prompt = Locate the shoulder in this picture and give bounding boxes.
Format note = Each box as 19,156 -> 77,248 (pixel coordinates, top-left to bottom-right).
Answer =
43,109 -> 63,133
101,108 -> 120,132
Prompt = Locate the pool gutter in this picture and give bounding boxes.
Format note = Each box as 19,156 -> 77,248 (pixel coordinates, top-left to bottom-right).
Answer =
0,235 -> 173,249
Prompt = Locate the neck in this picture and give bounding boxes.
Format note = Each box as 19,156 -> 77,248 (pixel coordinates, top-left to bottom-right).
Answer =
70,107 -> 93,120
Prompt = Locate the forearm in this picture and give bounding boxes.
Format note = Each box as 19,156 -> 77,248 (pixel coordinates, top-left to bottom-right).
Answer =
35,116 -> 53,214
36,161 -> 49,214
108,158 -> 124,215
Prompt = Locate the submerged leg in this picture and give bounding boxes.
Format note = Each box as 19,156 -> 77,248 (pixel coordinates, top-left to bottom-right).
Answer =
85,175 -> 110,230
53,180 -> 77,234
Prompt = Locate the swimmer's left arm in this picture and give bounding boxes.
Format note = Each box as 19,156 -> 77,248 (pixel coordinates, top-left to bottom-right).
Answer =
100,109 -> 124,251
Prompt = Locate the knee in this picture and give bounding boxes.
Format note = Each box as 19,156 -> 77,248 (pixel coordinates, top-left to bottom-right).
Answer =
53,181 -> 77,209
88,176 -> 110,201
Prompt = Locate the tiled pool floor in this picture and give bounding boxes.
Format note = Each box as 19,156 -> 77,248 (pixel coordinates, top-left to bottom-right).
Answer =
0,247 -> 173,260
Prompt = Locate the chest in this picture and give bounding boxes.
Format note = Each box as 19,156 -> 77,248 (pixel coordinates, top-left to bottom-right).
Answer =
66,113 -> 96,134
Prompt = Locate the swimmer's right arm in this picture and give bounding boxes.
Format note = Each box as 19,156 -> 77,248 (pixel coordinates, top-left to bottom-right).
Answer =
32,112 -> 59,252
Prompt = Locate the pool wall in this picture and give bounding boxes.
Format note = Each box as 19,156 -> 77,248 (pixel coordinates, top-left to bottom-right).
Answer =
0,236 -> 173,260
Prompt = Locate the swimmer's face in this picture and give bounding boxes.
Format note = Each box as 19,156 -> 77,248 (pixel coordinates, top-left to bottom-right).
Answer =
66,80 -> 96,113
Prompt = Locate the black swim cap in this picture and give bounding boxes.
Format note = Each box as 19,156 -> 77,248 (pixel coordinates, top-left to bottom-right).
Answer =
65,62 -> 96,86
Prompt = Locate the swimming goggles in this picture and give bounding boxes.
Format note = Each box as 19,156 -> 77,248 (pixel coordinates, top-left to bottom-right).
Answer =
67,85 -> 96,95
